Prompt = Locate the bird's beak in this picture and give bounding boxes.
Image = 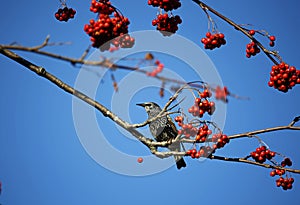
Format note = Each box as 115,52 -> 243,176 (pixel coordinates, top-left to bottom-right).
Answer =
136,103 -> 146,107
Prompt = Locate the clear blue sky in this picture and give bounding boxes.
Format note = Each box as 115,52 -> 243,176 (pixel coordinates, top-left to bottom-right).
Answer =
1,0 -> 300,204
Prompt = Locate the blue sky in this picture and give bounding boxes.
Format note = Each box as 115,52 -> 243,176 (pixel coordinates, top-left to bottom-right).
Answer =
1,0 -> 300,205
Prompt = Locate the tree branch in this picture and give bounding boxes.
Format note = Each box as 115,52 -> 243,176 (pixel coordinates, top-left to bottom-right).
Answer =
210,155 -> 300,174
0,45 -> 157,150
0,38 -> 245,100
1,46 -> 300,174
192,0 -> 280,65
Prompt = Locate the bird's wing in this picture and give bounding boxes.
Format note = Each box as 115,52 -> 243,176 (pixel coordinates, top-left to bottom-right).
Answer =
166,115 -> 178,138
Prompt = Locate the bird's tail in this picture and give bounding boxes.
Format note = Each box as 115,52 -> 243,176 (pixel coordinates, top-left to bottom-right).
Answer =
169,142 -> 186,170
175,156 -> 186,169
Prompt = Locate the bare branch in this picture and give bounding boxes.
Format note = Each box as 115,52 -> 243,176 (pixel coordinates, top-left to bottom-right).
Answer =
0,46 -> 156,151
229,123 -> 300,140
0,39 -> 245,100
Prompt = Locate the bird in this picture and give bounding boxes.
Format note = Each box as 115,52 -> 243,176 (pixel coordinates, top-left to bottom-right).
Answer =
137,102 -> 186,169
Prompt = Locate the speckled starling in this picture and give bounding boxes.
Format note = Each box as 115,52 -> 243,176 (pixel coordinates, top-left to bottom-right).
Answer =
137,102 -> 186,169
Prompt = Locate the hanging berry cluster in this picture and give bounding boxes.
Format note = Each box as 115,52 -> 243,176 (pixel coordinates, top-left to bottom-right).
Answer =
173,94 -> 229,159
250,142 -> 295,191
188,89 -> 215,118
201,32 -> 226,50
268,62 -> 300,92
185,132 -> 229,159
186,146 -> 215,159
275,176 -> 294,190
84,0 -> 134,51
148,0 -> 181,11
152,14 -> 182,36
148,0 -> 182,36
245,41 -> 260,58
270,158 -> 294,190
174,115 -> 198,138
211,133 -> 229,149
250,146 -> 276,163
55,6 -> 76,22
195,124 -> 212,142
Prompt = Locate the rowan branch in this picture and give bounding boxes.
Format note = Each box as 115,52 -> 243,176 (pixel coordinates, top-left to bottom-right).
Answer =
228,117 -> 300,140
0,37 -> 245,100
0,46 -> 158,151
209,155 -> 300,174
1,46 -> 300,174
192,0 -> 280,65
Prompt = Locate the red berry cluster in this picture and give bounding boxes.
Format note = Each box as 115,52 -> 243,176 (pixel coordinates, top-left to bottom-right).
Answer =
195,124 -> 212,142
268,62 -> 300,92
201,32 -> 226,50
55,7 -> 76,22
188,90 -> 215,118
246,41 -> 260,58
211,133 -> 230,149
275,176 -> 294,190
268,156 -> 294,190
90,0 -> 114,14
174,116 -> 198,138
281,157 -> 293,167
147,60 -> 164,76
84,0 -> 134,50
148,0 -> 181,11
215,86 -> 229,103
178,124 -> 198,138
250,146 -> 275,163
174,115 -> 184,125
269,35 -> 276,47
112,34 -> 135,49
108,46 -> 119,52
186,146 -> 215,159
152,14 -> 182,36
270,168 -> 286,177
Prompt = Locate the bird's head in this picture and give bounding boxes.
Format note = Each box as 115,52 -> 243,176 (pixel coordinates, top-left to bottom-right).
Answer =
136,102 -> 162,116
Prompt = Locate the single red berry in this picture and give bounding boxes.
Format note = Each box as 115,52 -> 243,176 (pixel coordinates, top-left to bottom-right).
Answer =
137,157 -> 143,163
249,30 -> 255,36
270,170 -> 276,177
195,98 -> 201,104
219,33 -> 225,39
269,35 -> 276,41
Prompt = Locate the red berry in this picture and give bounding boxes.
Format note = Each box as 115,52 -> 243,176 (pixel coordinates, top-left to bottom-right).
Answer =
270,170 -> 276,177
249,30 -> 255,36
137,157 -> 143,163
269,35 -> 276,41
